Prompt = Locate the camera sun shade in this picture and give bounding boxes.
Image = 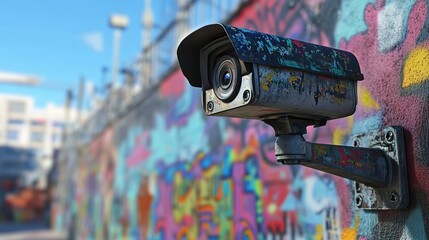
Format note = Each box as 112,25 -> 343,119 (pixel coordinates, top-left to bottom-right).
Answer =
177,23 -> 364,88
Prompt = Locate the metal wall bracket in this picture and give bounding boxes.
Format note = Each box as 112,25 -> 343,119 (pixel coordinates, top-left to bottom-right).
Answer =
271,120 -> 409,211
352,126 -> 408,210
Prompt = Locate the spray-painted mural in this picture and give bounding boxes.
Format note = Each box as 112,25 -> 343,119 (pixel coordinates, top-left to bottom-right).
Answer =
54,0 -> 429,239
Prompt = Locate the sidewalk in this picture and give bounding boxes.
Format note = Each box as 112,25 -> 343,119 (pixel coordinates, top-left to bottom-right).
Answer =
0,230 -> 66,240
0,222 -> 66,240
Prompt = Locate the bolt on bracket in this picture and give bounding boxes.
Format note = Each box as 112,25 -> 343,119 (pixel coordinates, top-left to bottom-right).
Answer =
352,126 -> 408,210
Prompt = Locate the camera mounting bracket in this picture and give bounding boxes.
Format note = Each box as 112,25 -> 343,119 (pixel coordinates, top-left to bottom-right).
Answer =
351,126 -> 408,210
271,123 -> 408,210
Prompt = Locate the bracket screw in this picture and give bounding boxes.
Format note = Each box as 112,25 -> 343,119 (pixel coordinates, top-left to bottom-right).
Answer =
353,139 -> 360,147
243,90 -> 251,102
386,131 -> 394,142
207,101 -> 214,112
391,191 -> 399,205
356,196 -> 363,207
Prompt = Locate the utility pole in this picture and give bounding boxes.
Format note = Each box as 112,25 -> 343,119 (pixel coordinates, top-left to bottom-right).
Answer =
76,76 -> 85,125
109,15 -> 129,89
141,0 -> 154,88
62,89 -> 73,144
176,0 -> 189,45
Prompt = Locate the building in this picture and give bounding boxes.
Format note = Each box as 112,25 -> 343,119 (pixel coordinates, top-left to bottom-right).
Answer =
0,94 -> 81,189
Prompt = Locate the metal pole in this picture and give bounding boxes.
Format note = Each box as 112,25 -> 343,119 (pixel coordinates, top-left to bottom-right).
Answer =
76,76 -> 85,125
141,0 -> 153,88
62,89 -> 73,144
111,29 -> 121,89
101,66 -> 109,95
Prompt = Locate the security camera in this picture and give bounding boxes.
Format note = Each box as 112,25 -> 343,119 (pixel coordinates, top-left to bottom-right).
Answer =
177,24 -> 412,211
177,24 -> 364,129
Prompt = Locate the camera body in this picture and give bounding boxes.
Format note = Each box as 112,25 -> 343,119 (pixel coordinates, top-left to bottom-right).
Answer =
177,24 -> 363,125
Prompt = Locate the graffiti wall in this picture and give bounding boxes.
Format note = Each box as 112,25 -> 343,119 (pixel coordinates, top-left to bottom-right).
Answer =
55,0 -> 429,239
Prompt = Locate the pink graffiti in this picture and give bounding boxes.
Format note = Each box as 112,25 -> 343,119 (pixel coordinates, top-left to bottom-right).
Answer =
160,70 -> 186,97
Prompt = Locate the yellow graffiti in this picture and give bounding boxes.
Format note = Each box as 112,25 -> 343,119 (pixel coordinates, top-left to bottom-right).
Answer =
242,228 -> 255,240
172,171 -> 201,237
331,85 -> 380,144
288,75 -> 301,86
262,71 -> 274,91
341,215 -> 360,240
233,135 -> 259,163
318,79 -> 349,105
331,81 -> 348,104
267,203 -> 277,215
172,162 -> 234,239
358,86 -> 380,110
332,116 -> 354,145
315,212 -> 359,240
313,144 -> 330,157
315,224 -> 323,240
402,47 -> 429,88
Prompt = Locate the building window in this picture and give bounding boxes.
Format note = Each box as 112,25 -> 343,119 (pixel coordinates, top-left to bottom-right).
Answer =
53,121 -> 64,128
51,133 -> 61,144
8,119 -> 24,125
6,130 -> 19,141
31,120 -> 45,127
7,101 -> 26,113
30,132 -> 44,143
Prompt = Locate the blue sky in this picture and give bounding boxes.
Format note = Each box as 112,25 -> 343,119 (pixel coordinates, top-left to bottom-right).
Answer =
0,0 -> 243,110
0,0 -> 173,109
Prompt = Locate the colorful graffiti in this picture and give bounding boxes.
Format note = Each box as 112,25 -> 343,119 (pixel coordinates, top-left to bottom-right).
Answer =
53,0 -> 429,239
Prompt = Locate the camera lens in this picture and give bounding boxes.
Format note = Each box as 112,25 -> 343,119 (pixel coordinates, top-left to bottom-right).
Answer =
213,55 -> 241,102
221,72 -> 232,88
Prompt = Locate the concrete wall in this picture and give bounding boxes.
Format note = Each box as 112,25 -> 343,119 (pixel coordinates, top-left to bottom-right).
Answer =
55,0 -> 429,239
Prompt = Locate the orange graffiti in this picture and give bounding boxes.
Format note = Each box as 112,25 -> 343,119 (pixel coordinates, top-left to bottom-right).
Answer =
137,177 -> 154,238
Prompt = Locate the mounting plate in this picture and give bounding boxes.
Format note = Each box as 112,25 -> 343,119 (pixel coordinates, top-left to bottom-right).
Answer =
352,126 -> 408,210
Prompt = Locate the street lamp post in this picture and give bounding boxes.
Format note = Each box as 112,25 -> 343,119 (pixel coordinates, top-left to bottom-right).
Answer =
141,0 -> 154,88
109,14 -> 129,89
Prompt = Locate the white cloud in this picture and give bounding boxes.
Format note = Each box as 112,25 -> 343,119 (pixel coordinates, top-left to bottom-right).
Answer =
82,32 -> 103,53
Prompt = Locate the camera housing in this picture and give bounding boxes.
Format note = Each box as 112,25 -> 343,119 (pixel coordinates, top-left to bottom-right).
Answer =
177,24 -> 364,126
